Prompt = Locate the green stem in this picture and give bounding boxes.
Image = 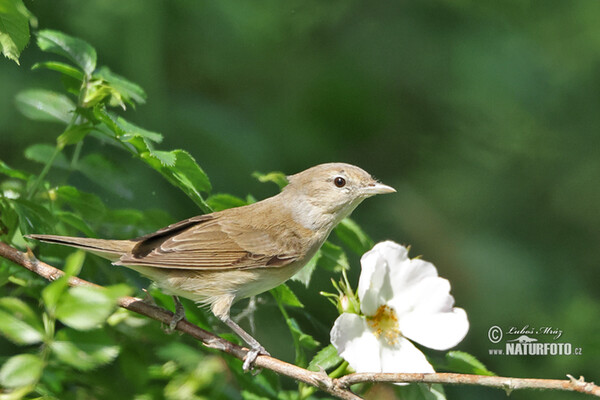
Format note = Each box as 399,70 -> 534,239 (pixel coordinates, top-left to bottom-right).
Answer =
26,73 -> 91,200
26,145 -> 61,200
71,140 -> 83,169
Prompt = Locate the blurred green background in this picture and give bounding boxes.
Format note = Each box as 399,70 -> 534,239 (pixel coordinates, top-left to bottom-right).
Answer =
1,1 -> 598,399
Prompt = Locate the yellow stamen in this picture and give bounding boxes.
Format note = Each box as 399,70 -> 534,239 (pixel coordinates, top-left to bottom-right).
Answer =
366,305 -> 402,346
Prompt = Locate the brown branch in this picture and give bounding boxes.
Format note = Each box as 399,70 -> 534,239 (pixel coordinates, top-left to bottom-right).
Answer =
1,241 -> 598,399
0,241 -> 360,400
336,373 -> 600,397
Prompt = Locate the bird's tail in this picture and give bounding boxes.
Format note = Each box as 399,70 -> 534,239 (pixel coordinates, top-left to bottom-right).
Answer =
26,234 -> 135,262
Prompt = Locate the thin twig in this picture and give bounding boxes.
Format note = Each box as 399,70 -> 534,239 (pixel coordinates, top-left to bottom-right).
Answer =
336,373 -> 600,397
0,241 -> 598,399
0,242 -> 359,400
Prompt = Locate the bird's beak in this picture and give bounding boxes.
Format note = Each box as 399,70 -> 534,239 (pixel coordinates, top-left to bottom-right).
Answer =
362,181 -> 396,196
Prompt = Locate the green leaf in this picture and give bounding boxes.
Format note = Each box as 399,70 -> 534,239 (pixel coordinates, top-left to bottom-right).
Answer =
51,329 -> 120,371
94,66 -> 146,105
55,286 -> 119,330
150,150 -> 176,167
141,149 -> 212,212
252,171 -> 288,190
15,89 -> 75,123
206,193 -> 247,211
0,199 -> 19,241
444,351 -> 495,376
56,211 -> 96,237
24,143 -> 69,169
77,153 -> 133,199
31,61 -> 84,80
0,354 -> 44,388
56,123 -> 92,149
92,106 -> 125,136
117,116 -> 163,143
0,297 -> 43,345
0,0 -> 31,65
289,317 -> 319,351
63,249 -> 85,276
42,276 -> 69,312
270,284 -> 303,308
0,159 -> 30,180
290,250 -> 319,287
319,241 -> 350,272
334,218 -> 374,255
12,199 -> 55,236
55,185 -> 106,221
36,30 -> 96,75
307,344 -> 343,372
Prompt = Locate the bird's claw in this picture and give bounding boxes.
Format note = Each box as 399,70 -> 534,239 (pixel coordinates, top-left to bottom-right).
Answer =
242,346 -> 270,372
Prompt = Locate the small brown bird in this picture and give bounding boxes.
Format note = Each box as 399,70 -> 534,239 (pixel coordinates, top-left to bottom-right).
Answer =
27,163 -> 394,369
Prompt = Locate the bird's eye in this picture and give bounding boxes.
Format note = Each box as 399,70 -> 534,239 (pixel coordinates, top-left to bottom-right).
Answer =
334,176 -> 346,188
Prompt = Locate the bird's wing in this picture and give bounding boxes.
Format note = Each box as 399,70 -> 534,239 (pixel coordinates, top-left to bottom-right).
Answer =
115,213 -> 299,270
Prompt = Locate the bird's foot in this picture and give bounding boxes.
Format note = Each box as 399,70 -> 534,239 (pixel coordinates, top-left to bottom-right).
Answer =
165,296 -> 186,334
243,345 -> 270,373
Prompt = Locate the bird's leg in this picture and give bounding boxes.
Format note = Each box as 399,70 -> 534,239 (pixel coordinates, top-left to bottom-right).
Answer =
232,296 -> 257,334
167,296 -> 186,333
223,316 -> 270,371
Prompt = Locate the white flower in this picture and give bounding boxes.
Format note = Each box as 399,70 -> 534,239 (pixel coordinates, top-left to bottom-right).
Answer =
330,241 -> 469,374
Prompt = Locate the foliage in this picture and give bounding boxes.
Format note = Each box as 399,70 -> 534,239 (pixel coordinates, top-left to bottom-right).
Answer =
1,3 -> 575,399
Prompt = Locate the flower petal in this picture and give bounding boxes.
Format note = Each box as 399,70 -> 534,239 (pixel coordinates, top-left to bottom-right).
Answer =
394,277 -> 469,350
359,241 -> 416,316
379,337 -> 435,374
330,313 -> 382,372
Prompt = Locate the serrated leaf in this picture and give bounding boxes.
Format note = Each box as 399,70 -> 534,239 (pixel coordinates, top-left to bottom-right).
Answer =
51,329 -> 120,371
150,150 -> 176,167
56,123 -> 92,149
334,218 -> 373,255
319,241 -> 349,271
270,284 -> 303,308
31,61 -> 84,80
206,193 -> 247,211
15,89 -> 75,123
94,66 -> 146,105
290,250 -> 319,287
55,186 -> 106,221
252,171 -> 288,190
0,354 -> 44,388
118,116 -> 163,143
0,0 -> 31,65
55,286 -> 119,330
289,317 -> 318,351
24,143 -> 69,169
92,106 -> 124,136
307,344 -> 343,372
141,149 -> 212,212
444,351 -> 495,376
36,30 -> 96,75
0,297 -> 43,345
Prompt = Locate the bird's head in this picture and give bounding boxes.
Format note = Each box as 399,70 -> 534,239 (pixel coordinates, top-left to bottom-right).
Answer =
282,163 -> 395,231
